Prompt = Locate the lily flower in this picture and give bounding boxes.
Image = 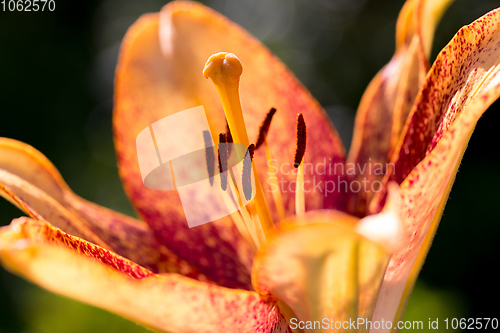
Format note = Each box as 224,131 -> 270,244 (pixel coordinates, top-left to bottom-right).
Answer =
1,0 -> 499,332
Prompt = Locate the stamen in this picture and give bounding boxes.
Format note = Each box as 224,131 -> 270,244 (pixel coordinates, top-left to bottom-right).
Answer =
230,182 -> 259,246
214,140 -> 258,251
294,114 -> 307,215
221,185 -> 256,252
242,144 -> 255,200
148,125 -> 163,165
265,141 -> 286,221
295,161 -> 305,215
294,113 -> 307,168
255,108 -> 277,149
203,130 -> 215,186
229,211 -> 256,252
169,160 -> 177,191
247,202 -> 265,247
218,133 -> 228,191
204,52 -> 274,237
217,171 -> 257,252
255,108 -> 285,220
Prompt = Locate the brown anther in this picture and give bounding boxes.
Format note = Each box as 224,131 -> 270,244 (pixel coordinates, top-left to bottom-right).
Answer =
218,133 -> 228,191
294,113 -> 306,168
255,108 -> 277,149
243,144 -> 255,200
203,130 -> 215,186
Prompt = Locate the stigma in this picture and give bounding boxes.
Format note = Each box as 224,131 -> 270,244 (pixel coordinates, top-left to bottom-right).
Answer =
203,52 -> 243,82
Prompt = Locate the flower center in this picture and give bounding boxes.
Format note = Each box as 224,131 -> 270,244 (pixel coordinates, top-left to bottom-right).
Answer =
203,52 -> 307,250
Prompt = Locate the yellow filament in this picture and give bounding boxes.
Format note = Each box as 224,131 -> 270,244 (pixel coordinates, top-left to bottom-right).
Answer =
265,140 -> 286,220
230,182 -> 260,249
169,160 -> 177,191
295,160 -> 305,215
204,52 -> 274,237
226,144 -> 260,248
230,209 -> 257,253
218,176 -> 256,252
247,202 -> 265,247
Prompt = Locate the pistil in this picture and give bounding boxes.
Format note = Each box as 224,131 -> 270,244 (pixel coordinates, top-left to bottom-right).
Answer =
203,52 -> 274,237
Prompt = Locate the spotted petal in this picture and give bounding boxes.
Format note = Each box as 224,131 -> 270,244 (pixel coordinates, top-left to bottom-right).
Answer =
114,1 -> 345,288
0,217 -> 290,333
0,138 -> 204,278
372,8 -> 500,329
347,0 -> 454,216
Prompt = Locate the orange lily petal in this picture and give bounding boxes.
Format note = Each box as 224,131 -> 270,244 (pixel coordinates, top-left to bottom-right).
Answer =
372,8 -> 500,327
0,169 -> 107,246
0,138 -> 204,279
0,217 -> 290,333
347,0 -> 453,216
252,184 -> 402,332
114,2 -> 345,287
391,8 -> 500,182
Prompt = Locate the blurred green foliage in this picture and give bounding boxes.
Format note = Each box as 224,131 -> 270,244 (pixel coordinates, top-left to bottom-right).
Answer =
0,0 -> 499,332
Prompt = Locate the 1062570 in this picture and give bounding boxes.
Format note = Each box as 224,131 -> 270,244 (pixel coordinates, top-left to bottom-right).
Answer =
1,0 -> 55,11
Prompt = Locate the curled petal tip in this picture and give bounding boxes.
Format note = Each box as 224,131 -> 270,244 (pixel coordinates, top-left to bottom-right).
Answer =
356,210 -> 404,254
356,182 -> 404,253
203,52 -> 243,79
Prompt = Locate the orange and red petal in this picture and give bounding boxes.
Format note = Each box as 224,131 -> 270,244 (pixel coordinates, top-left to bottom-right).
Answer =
347,0 -> 453,216
373,8 -> 500,326
0,138 -> 204,279
0,217 -> 290,333
391,7 -> 500,182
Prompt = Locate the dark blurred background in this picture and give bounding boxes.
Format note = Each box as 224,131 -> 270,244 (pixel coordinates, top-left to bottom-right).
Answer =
0,0 -> 499,332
